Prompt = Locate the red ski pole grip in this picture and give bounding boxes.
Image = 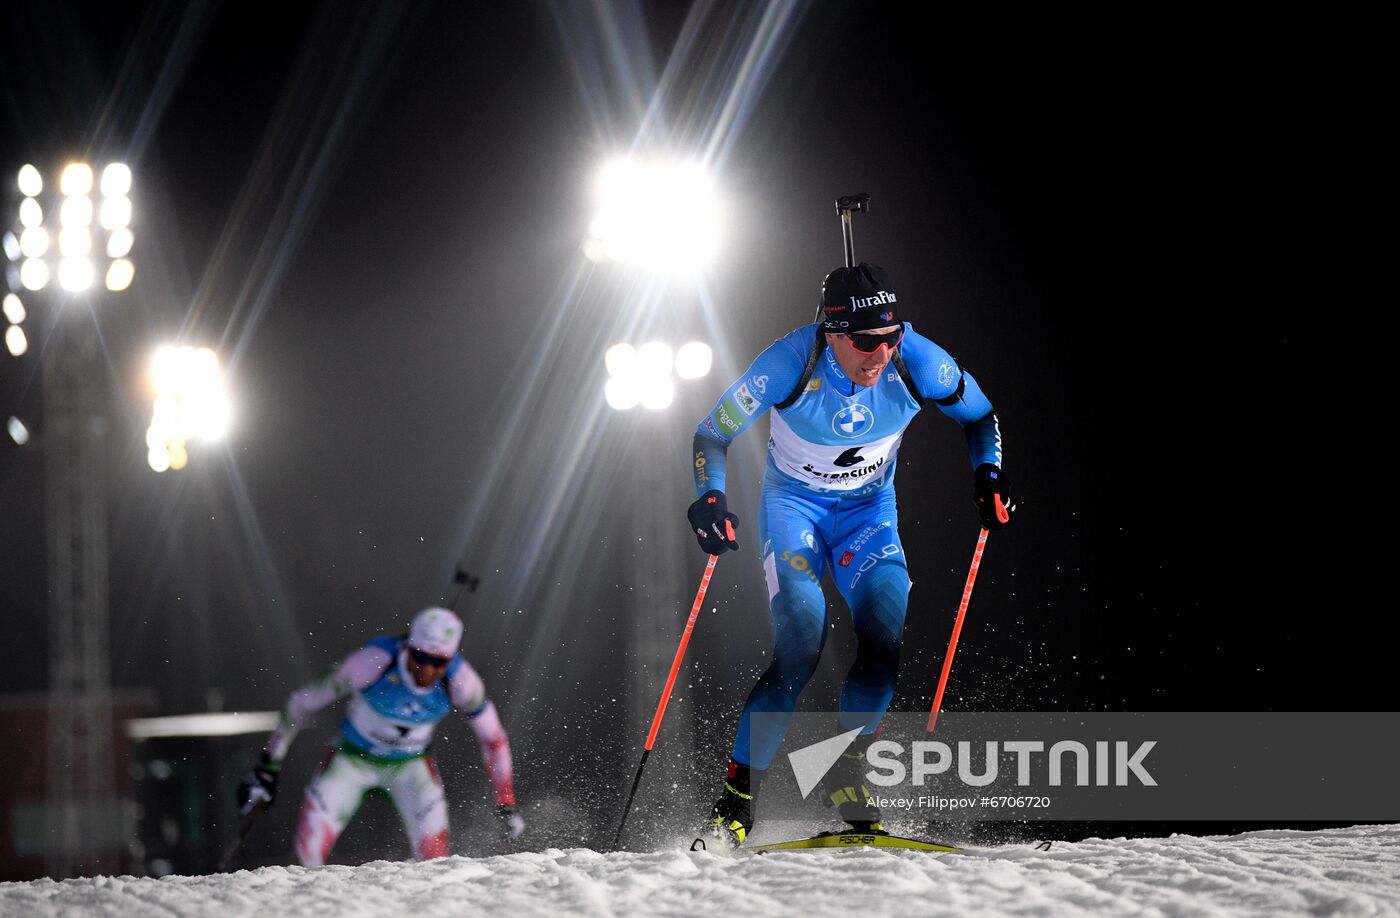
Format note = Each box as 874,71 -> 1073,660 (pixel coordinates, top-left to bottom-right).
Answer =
994,493 -> 1010,524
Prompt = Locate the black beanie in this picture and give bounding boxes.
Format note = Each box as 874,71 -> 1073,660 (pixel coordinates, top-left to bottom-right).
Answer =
819,263 -> 900,332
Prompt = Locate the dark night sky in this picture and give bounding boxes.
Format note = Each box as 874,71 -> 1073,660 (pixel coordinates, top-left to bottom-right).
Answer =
0,1 -> 1389,855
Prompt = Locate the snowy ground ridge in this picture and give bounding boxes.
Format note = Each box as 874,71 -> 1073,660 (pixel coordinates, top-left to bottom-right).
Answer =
2,824 -> 1398,917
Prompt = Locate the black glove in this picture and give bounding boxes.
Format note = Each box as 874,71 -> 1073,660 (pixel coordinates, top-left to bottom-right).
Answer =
497,804 -> 526,840
236,753 -> 280,816
687,490 -> 740,555
973,464 -> 1014,530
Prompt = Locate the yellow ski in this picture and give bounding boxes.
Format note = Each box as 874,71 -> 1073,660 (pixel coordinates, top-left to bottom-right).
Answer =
742,831 -> 962,854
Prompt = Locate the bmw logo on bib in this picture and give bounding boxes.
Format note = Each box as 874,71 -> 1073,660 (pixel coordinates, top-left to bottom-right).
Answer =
832,404 -> 874,438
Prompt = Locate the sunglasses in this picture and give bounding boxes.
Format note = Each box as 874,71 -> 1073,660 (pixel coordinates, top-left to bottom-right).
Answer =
847,324 -> 904,353
409,649 -> 451,668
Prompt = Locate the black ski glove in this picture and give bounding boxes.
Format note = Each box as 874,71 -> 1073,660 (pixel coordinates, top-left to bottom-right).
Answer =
973,464 -> 1013,530
687,490 -> 740,555
236,753 -> 280,816
497,804 -> 526,840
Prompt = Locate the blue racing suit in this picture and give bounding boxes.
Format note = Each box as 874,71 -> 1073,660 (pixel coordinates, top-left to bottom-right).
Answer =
693,322 -> 1002,769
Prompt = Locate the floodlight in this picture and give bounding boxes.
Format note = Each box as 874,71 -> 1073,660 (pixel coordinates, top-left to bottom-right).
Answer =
604,376 -> 640,410
146,345 -> 231,468
587,159 -> 720,272
152,347 -> 180,395
12,162 -> 134,298
19,198 -> 42,228
636,341 -> 673,377
638,377 -> 675,410
675,342 -> 712,379
20,227 -> 49,258
5,325 -> 27,356
106,259 -> 134,292
604,337 -> 707,410
60,163 -> 94,196
59,226 -> 92,257
60,196 -> 93,227
605,342 -> 637,378
100,163 -> 132,197
57,257 -> 94,292
107,228 -> 134,258
17,165 -> 42,197
20,259 -> 49,290
2,294 -> 23,324
99,196 -> 132,230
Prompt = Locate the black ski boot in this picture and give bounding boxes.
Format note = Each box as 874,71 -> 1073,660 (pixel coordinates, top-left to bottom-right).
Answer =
821,734 -> 885,833
697,759 -> 763,851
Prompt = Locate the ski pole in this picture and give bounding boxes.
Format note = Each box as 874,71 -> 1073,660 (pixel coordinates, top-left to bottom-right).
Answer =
613,528 -> 730,849
217,797 -> 269,872
927,494 -> 1008,733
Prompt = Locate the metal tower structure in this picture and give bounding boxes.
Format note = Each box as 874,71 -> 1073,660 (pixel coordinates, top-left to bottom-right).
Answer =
42,311 -> 117,879
8,160 -> 135,878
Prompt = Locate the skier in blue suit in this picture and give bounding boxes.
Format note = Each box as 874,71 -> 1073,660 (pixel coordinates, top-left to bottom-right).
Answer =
687,263 -> 1013,847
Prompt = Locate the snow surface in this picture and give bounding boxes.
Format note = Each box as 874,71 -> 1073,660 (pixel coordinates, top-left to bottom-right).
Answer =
3,825 -> 1398,917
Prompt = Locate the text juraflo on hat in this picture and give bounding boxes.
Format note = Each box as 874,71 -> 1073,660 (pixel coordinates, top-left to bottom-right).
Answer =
820,263 -> 900,333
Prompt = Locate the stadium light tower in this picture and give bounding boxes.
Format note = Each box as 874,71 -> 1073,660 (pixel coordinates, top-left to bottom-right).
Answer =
582,156 -> 722,819
7,160 -> 137,878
